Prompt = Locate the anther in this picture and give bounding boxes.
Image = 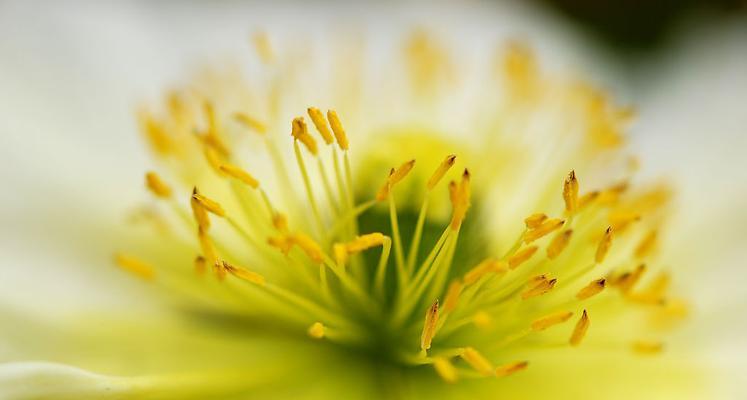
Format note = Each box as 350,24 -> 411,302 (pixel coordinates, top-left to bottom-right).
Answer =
426,154 -> 456,190
569,310 -> 590,346
576,278 -> 606,300
420,299 -> 439,351
145,171 -> 172,198
531,311 -> 573,331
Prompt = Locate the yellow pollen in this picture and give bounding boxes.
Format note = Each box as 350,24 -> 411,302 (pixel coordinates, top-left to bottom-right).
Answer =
472,311 -> 492,328
219,163 -> 260,188
443,280 -> 463,312
233,112 -> 267,134
609,211 -> 641,232
635,230 -> 658,259
204,146 -> 227,175
547,229 -> 573,259
420,299 -> 439,351
508,246 -> 538,270
344,233 -> 387,253
198,227 -> 219,271
291,117 -> 318,155
191,188 -> 211,230
426,154 -> 457,190
569,310 -> 590,347
389,159 -> 417,187
615,263 -> 646,294
307,322 -> 326,339
307,107 -> 334,145
563,170 -> 579,214
524,213 -> 548,229
327,109 -> 349,150
375,168 -> 395,202
449,169 -> 471,230
333,243 -> 348,267
632,341 -> 664,355
433,357 -> 458,383
272,213 -> 289,233
523,218 -> 565,243
114,253 -> 155,280
494,361 -> 528,377
464,259 -> 506,285
268,236 -> 293,255
530,310 -> 573,331
595,227 -> 613,263
194,256 -> 206,275
192,192 -> 226,217
145,171 -> 172,198
460,347 -> 494,377
291,233 -> 324,264
223,261 -> 265,286
576,278 -> 606,300
578,191 -> 600,210
521,277 -> 557,299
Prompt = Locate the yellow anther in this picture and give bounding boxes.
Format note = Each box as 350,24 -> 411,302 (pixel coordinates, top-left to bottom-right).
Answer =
307,107 -> 334,144
615,263 -> 646,294
252,31 -> 274,64
629,272 -> 670,304
223,261 -> 265,286
632,341 -> 664,355
578,190 -> 600,210
576,278 -> 606,300
114,253 -> 155,280
569,310 -> 590,347
508,246 -> 538,270
524,213 -> 547,229
426,154 -> 456,190
521,277 -> 557,300
546,229 -> 573,259
219,163 -> 260,188
463,259 -> 506,285
563,170 -> 579,214
233,112 -> 267,135
201,102 -> 229,156
291,117 -> 318,155
333,243 -> 348,267
449,169 -> 471,230
595,226 -> 613,263
460,347 -> 494,377
197,227 -> 219,271
327,109 -> 349,150
204,146 -> 226,175
268,236 -> 293,255
530,310 -> 573,331
194,256 -> 206,275
494,361 -> 528,377
307,322 -> 326,339
609,211 -> 641,232
635,230 -> 658,259
523,218 -> 565,243
139,111 -> 171,155
291,233 -> 324,264
390,159 -> 416,187
191,188 -> 211,230
443,280 -> 463,312
145,171 -> 172,198
375,168 -> 395,201
272,213 -> 289,233
527,274 -> 548,286
192,192 -> 226,217
420,299 -> 439,351
345,233 -> 387,253
472,311 -> 492,328
433,357 -> 458,383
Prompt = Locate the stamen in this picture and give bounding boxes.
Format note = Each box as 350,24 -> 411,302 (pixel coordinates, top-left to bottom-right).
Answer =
327,110 -> 349,150
390,159 -> 416,186
563,170 -> 579,214
291,117 -> 318,155
524,213 -> 547,229
145,171 -> 172,198
194,256 -> 206,275
192,192 -> 226,217
530,310 -> 573,331
375,168 -> 395,201
198,227 -> 220,273
508,246 -> 538,270
576,278 -> 606,300
191,188 -> 211,230
204,146 -> 226,175
472,311 -> 492,328
272,213 -> 289,233
464,259 -> 506,285
578,191 -> 600,210
595,227 -> 613,264
291,233 -> 324,264
615,263 -> 646,294
523,218 -> 564,243
635,230 -> 658,259
420,299 -> 439,351
494,361 -> 528,377
449,169 -> 471,230
114,253 -> 155,280
252,32 -> 274,64
547,229 -> 573,259
426,154 -> 456,190
521,277 -> 557,299
268,236 -> 293,255
333,243 -> 348,267
344,232 -> 387,253
307,322 -> 326,339
233,112 -> 267,134
443,280 -> 463,312
569,310 -> 590,347
223,261 -> 265,286
433,357 -> 458,383
307,107 -> 334,145
460,347 -> 494,377
219,163 -> 260,189
632,341 -> 663,355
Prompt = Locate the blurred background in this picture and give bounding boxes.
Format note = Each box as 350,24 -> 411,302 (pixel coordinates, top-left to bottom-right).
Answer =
0,0 -> 745,397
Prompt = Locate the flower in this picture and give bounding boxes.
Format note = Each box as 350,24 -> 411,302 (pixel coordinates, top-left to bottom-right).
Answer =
1,32 -> 702,399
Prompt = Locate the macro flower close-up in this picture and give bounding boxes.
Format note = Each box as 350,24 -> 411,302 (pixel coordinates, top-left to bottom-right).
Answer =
1,1 -> 746,399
